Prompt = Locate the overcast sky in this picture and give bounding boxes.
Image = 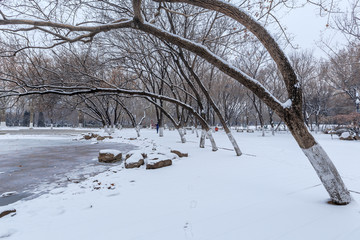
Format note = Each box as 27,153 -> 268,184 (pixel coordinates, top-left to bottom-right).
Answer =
277,2 -> 348,58
231,0 -> 350,59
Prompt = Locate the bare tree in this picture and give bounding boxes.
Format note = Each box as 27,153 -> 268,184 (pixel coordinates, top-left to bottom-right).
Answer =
0,0 -> 351,204
335,0 -> 360,41
324,44 -> 360,114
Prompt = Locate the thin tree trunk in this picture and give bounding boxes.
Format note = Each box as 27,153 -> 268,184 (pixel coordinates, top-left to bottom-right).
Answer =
29,108 -> 34,129
0,109 -> 6,127
78,111 -> 84,128
200,129 -> 206,148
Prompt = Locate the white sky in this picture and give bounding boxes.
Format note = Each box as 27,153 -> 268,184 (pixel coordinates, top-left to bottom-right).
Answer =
232,0 -> 351,59
277,3 -> 349,58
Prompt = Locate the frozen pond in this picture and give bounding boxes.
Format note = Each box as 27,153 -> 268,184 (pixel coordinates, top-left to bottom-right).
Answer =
0,137 -> 136,206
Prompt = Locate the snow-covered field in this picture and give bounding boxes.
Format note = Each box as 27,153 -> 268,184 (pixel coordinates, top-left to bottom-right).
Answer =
1,128 -> 360,239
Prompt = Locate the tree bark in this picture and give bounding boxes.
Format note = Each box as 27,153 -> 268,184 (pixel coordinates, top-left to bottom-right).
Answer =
78,111 -> 84,128
207,130 -> 218,151
135,125 -> 141,137
0,109 -> 6,127
176,50 -> 242,155
177,127 -> 186,143
159,126 -> 164,137
284,111 -> 351,205
200,129 -> 206,148
29,107 -> 34,129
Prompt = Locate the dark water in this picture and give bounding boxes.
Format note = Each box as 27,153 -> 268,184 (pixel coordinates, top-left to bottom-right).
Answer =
0,139 -> 136,206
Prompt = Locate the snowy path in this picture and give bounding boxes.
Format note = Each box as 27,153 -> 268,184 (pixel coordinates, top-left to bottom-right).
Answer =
0,128 -> 360,239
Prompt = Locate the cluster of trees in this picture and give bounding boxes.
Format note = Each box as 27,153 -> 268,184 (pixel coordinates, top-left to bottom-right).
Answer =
1,41 -> 359,132
0,0 -> 358,204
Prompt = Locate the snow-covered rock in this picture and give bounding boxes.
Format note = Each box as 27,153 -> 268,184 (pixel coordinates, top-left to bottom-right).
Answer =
98,149 -> 122,163
340,132 -> 354,141
146,152 -> 174,169
170,150 -> 188,158
125,151 -> 145,169
146,159 -> 172,169
0,191 -> 17,198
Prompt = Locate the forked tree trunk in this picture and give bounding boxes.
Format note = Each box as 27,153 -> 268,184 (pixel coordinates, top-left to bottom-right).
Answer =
207,130 -> 218,151
199,129 -> 218,151
177,127 -> 186,143
285,113 -> 351,205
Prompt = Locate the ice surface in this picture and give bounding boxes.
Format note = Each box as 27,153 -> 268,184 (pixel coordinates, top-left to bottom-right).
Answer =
0,135 -> 136,206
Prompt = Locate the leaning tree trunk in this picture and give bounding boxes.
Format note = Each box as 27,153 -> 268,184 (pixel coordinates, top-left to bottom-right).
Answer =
134,1 -> 351,204
285,111 -> 351,205
176,49 -> 242,156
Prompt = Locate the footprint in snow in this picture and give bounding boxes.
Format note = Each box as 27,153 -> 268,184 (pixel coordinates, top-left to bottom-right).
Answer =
0,229 -> 17,239
183,222 -> 194,239
190,200 -> 197,209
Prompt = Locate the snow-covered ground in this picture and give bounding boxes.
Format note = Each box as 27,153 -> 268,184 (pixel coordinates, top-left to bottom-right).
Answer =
1,128 -> 360,239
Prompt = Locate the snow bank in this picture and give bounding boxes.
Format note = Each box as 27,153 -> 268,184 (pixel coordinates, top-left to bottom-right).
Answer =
125,150 -> 145,164
0,191 -> 17,198
1,128 -> 360,239
149,152 -> 177,161
99,149 -> 122,155
340,132 -> 351,138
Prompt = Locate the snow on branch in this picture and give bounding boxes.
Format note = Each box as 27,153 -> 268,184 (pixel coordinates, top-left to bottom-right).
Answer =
135,20 -> 287,114
153,0 -> 301,107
